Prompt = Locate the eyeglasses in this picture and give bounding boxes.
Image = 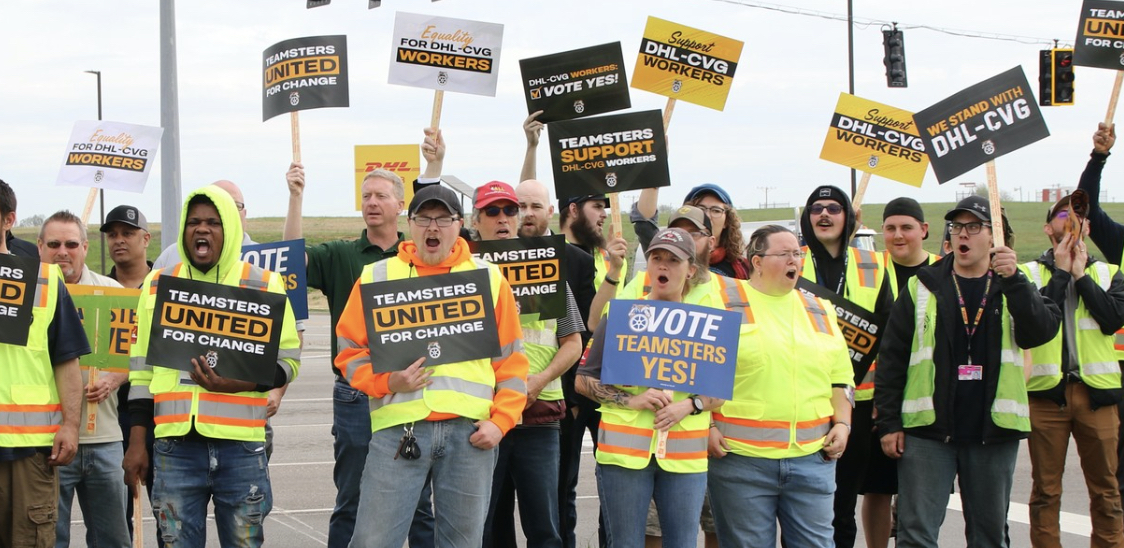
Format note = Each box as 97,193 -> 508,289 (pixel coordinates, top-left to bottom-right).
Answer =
947,221 -> 991,235
809,203 -> 844,215
702,205 -> 729,216
234,201 -> 245,212
411,215 -> 459,227
45,240 -> 82,250
1053,210 -> 1069,220
758,250 -> 806,260
482,205 -> 519,217
688,230 -> 711,240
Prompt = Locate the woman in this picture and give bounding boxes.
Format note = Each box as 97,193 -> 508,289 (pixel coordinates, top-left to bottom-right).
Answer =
633,183 -> 750,279
707,225 -> 853,548
576,227 -> 724,548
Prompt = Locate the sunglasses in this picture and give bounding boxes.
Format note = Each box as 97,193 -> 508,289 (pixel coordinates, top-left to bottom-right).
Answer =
483,205 -> 519,217
809,203 -> 844,215
45,240 -> 82,249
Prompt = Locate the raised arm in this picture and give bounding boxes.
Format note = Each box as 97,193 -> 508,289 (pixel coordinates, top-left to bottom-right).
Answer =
520,110 -> 544,183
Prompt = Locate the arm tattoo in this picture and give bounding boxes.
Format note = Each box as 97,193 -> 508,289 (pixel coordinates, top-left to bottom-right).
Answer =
585,377 -> 631,407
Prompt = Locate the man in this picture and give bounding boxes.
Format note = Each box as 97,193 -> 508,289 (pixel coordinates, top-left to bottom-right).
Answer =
123,185 -> 301,547
798,185 -> 885,548
152,180 -> 252,270
875,196 -> 1060,548
1019,195 -> 1124,548
0,180 -> 85,547
103,204 -> 153,290
37,211 -> 131,548
335,184 -> 528,547
0,178 -> 39,260
472,181 -> 584,548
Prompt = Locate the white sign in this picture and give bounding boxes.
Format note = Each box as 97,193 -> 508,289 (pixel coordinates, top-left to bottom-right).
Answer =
388,12 -> 504,97
56,120 -> 163,193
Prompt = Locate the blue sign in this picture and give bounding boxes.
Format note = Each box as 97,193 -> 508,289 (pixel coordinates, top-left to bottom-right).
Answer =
601,299 -> 739,400
241,239 -> 308,320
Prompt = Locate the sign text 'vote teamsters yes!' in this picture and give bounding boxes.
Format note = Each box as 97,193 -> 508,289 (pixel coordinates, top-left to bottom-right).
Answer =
469,235 -> 566,321
602,300 -> 740,400
57,121 -> 163,193
263,35 -> 349,121
631,16 -> 744,111
148,277 -> 287,386
360,270 -> 500,373
547,109 -> 670,200
389,12 -> 504,97
0,254 -> 37,347
819,93 -> 929,187
912,66 -> 1049,183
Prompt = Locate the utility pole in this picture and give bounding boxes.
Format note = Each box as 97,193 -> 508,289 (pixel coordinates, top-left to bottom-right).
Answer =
84,70 -> 106,273
758,186 -> 776,209
160,0 -> 182,249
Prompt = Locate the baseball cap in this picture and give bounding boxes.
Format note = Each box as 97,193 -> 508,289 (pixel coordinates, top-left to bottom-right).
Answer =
684,183 -> 733,206
1046,195 -> 1072,222
101,205 -> 148,232
667,205 -> 713,234
408,185 -> 463,218
558,194 -> 610,211
646,227 -> 695,262
474,181 -> 518,209
944,195 -> 991,222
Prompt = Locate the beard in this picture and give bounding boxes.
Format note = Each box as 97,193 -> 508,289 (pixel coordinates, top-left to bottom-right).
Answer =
571,209 -> 605,249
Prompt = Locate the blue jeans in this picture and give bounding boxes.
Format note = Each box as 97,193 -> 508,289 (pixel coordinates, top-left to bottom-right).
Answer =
349,418 -> 497,548
330,379 -> 434,548
897,435 -> 1018,548
56,442 -> 130,548
595,460 -> 706,548
708,452 -> 836,548
484,426 -> 562,548
151,438 -> 272,548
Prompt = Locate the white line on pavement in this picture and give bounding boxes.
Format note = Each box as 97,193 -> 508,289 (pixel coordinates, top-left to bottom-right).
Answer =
947,497 -> 1090,538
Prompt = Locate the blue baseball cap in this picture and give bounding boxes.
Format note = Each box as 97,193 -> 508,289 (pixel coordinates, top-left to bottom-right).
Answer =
684,184 -> 733,206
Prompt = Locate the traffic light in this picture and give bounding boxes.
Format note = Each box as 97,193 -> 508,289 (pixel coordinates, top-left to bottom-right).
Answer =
882,29 -> 907,88
1039,48 -> 1075,106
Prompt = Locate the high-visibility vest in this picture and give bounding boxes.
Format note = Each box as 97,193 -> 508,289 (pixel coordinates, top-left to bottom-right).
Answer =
131,263 -> 298,442
713,282 -> 841,458
800,246 -> 884,310
1019,261 -> 1122,392
901,279 -> 1030,432
0,263 -> 63,447
617,271 -> 726,309
522,317 -> 563,402
345,256 -> 525,432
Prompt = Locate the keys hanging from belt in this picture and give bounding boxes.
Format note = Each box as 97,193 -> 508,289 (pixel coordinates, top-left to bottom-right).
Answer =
395,423 -> 421,460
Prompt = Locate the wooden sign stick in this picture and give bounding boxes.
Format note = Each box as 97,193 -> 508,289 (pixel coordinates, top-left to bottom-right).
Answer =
290,111 -> 302,164
431,90 -> 444,131
986,161 -> 1005,248
851,172 -> 873,212
85,309 -> 101,434
1106,71 -> 1124,126
132,480 -> 144,548
655,388 -> 675,458
81,188 -> 99,226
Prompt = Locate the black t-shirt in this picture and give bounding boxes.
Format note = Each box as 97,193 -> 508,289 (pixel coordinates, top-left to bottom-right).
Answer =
894,262 -> 926,296
812,250 -> 847,296
950,274 -> 991,443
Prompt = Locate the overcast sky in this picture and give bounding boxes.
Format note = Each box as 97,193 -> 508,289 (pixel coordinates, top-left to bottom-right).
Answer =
0,0 -> 1112,226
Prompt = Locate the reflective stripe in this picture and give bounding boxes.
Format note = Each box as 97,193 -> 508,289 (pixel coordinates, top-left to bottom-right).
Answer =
130,356 -> 148,372
598,422 -> 653,455
794,418 -> 831,443
1084,361 -> 1121,376
1026,263 -> 1043,288
496,377 -> 527,395
1000,350 -> 1018,365
129,383 -> 152,401
369,390 -> 424,412
1030,363 -> 1060,378
717,276 -> 753,324
1078,318 -> 1103,331
522,327 -> 558,348
909,347 -> 933,366
154,393 -> 192,424
34,264 -> 49,308
799,292 -> 832,335
1094,262 -> 1112,291
1116,332 -> 1124,351
0,406 -> 62,429
902,397 -> 934,414
337,336 -> 362,350
341,355 -> 372,385
239,263 -> 271,290
197,398 -> 268,427
665,431 -> 708,458
991,398 -> 1029,419
714,420 -> 790,447
277,360 -> 294,383
494,339 -> 525,361
852,249 -> 880,289
278,348 -> 301,360
368,375 -> 496,412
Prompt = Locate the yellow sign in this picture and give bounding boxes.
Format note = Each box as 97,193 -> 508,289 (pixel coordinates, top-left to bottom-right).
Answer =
818,93 -> 929,188
631,16 -> 744,111
353,144 -> 421,210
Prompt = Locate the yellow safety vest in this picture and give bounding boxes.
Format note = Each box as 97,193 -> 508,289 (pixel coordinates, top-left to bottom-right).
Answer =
0,263 -> 63,447
522,316 -> 563,402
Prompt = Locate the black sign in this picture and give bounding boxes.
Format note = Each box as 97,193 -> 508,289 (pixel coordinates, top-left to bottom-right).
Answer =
797,278 -> 887,383
263,35 -> 350,121
547,109 -> 670,200
0,254 -> 37,346
912,67 -> 1050,183
360,269 -> 500,373
1075,0 -> 1124,69
519,42 -> 631,123
468,235 -> 567,321
148,276 -> 287,386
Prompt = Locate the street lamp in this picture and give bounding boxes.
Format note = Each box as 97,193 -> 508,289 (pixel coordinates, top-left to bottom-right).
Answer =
85,70 -> 106,273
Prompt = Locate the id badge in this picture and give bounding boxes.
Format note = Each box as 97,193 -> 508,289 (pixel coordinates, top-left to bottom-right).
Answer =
958,364 -> 983,381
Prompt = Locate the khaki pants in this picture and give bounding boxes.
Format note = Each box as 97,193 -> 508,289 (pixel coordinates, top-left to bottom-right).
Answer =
0,452 -> 59,548
1029,382 -> 1124,548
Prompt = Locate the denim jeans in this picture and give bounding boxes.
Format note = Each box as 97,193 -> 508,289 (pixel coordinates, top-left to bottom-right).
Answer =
151,437 -> 272,548
56,442 -> 131,548
483,426 -> 562,548
349,418 -> 496,548
595,459 -> 706,548
330,379 -> 435,548
708,452 -> 836,548
897,435 -> 1018,548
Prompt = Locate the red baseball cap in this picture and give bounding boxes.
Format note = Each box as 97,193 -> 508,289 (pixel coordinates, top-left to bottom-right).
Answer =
474,181 -> 518,209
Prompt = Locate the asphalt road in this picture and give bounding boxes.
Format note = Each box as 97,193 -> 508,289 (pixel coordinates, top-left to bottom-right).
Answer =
68,312 -> 1098,547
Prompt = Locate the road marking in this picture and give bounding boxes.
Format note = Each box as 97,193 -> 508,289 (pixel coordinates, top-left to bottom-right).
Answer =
272,423 -> 333,428
947,497 -> 1089,538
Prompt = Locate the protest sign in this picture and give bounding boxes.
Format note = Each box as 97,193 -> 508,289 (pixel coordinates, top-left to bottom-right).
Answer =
0,254 -> 38,346
912,67 -> 1049,183
796,278 -> 886,384
631,16 -> 743,111
388,12 -> 504,97
354,144 -> 421,209
147,277 -> 287,386
519,42 -> 631,123
69,285 -> 140,372
1075,1 -> 1124,69
360,269 -> 500,372
819,93 -> 929,188
601,300 -> 739,399
262,35 -> 349,122
56,121 -> 163,193
547,109 -> 670,200
241,239 -> 308,321
468,235 -> 567,321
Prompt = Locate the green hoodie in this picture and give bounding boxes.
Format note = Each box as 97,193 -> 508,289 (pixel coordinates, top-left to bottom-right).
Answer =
178,185 -> 244,282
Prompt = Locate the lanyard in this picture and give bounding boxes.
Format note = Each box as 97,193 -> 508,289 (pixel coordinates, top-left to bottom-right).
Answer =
951,271 -> 992,363
811,248 -> 849,296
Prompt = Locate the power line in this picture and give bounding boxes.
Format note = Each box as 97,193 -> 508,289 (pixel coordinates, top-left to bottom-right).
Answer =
710,0 -> 1071,48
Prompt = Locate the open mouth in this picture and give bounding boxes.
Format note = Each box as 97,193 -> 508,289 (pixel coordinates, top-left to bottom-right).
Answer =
656,274 -> 669,285
194,239 -> 211,256
495,227 -> 511,238
785,268 -> 797,280
958,244 -> 970,254
817,219 -> 834,228
426,237 -> 441,249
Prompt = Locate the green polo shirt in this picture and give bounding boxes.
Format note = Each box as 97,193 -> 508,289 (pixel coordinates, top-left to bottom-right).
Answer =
307,230 -> 402,369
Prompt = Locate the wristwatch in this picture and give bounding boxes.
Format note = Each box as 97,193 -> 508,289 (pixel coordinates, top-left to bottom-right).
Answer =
690,394 -> 704,415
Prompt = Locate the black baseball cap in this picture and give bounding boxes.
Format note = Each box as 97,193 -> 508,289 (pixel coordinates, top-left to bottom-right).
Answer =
408,185 -> 463,217
559,194 -> 610,211
101,205 -> 148,232
944,195 -> 992,222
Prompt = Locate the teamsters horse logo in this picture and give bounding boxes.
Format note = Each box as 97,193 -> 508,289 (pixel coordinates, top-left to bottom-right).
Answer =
205,350 -> 219,369
428,342 -> 441,359
289,91 -> 300,106
628,304 -> 654,332
573,100 -> 585,114
93,170 -> 105,184
605,172 -> 618,188
438,71 -> 449,86
868,155 -> 879,168
672,79 -> 683,93
982,140 -> 996,155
